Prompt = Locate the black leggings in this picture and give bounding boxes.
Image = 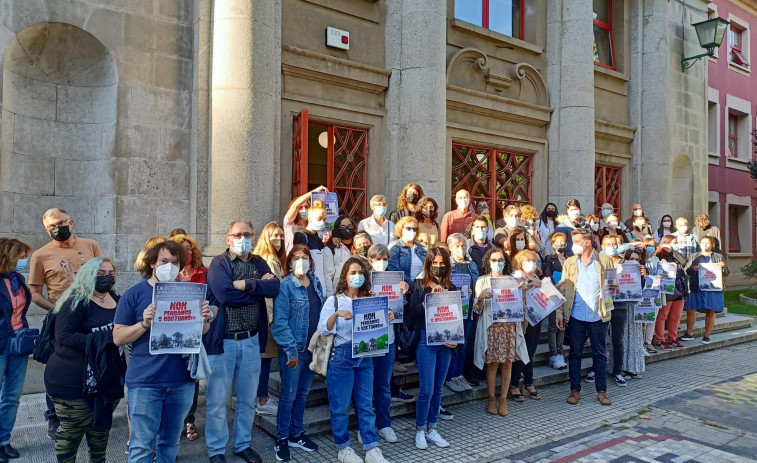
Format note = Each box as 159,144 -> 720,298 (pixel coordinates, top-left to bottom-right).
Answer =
510,320 -> 543,387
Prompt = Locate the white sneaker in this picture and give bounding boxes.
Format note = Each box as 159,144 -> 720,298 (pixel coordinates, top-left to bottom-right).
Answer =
548,354 -> 560,370
425,429 -> 450,448
338,446 -> 364,463
255,397 -> 279,416
445,379 -> 464,393
377,427 -> 398,443
414,429 -> 428,450
365,447 -> 391,463
556,354 -> 568,369
457,376 -> 473,391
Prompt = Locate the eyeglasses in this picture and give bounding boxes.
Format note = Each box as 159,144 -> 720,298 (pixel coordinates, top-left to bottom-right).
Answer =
46,218 -> 70,230
227,233 -> 255,239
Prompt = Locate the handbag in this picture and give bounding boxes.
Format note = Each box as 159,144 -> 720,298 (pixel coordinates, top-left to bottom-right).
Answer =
10,328 -> 39,356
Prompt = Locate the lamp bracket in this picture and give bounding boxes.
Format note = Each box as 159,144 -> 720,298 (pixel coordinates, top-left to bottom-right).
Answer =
681,50 -> 715,71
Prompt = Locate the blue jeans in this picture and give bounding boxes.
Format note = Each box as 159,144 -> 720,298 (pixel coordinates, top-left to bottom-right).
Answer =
0,354 -> 28,446
372,343 -> 396,430
567,317 -> 608,393
206,336 -> 261,456
276,348 -> 314,440
446,318 -> 472,381
127,382 -> 194,463
258,356 -> 272,399
415,332 -> 452,430
326,344 -> 378,451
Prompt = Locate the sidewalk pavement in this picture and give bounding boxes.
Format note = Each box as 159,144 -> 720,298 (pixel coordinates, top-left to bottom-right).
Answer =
10,341 -> 757,463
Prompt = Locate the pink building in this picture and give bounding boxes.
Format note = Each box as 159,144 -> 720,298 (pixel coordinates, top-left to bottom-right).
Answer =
707,0 -> 757,286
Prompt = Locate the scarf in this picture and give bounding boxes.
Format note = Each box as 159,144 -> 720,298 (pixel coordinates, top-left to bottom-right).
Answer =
0,272 -> 21,296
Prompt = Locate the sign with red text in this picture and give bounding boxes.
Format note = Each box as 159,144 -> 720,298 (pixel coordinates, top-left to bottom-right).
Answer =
424,291 -> 465,346
150,282 -> 207,355
371,271 -> 404,322
525,278 -> 566,326
699,262 -> 723,291
490,276 -> 524,323
351,296 -> 389,358
614,261 -> 643,302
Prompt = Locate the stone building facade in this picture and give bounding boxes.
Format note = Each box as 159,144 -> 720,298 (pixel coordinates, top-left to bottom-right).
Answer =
0,0 -> 713,284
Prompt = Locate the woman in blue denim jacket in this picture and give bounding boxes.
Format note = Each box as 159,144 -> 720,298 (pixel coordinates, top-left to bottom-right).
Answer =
271,244 -> 325,462
388,216 -> 427,286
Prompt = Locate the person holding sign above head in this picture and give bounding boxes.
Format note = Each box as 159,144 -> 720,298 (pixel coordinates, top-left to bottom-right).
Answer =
45,257 -> 124,463
358,195 -> 395,246
318,257 -> 394,463
113,241 -> 214,463
406,246 -> 458,450
684,236 -> 728,345
271,245 -> 325,462
472,247 -> 521,416
283,185 -> 329,253
389,183 -> 424,224
509,250 -> 543,401
555,228 -> 615,407
294,202 -> 336,298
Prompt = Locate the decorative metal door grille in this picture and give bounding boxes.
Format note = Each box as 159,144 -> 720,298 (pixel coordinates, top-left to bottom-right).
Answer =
451,142 -> 532,223
328,126 -> 369,220
594,164 -> 622,214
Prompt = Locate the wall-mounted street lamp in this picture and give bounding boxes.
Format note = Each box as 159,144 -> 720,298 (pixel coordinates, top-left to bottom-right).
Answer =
682,17 -> 730,71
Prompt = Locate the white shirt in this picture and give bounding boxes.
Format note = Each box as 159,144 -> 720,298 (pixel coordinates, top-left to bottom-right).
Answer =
358,215 -> 395,246
318,294 -> 394,346
410,248 -> 423,280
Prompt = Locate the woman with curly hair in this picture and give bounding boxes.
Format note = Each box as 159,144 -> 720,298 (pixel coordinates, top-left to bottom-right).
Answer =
389,183 -> 424,224
415,196 -> 440,249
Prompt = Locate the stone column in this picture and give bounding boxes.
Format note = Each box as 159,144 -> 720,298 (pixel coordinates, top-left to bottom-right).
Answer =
546,0 -> 596,210
384,0 -> 447,204
208,0 -> 278,254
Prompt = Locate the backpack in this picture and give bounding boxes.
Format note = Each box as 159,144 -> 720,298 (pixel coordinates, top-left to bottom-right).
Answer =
33,309 -> 56,364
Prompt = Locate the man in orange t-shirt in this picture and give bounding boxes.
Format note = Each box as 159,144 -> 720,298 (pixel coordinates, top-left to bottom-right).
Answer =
439,189 -> 477,243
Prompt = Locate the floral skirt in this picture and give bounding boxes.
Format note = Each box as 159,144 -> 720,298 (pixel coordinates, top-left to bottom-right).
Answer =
485,322 -> 519,364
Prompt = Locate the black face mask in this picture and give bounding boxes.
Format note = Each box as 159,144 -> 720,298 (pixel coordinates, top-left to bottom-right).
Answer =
554,245 -> 566,253
95,275 -> 115,293
407,193 -> 419,204
357,246 -> 370,258
546,210 -> 557,218
422,210 -> 434,218
50,225 -> 72,242
430,266 -> 446,278
339,227 -> 356,239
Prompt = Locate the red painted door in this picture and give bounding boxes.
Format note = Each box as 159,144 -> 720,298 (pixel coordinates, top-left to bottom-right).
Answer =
594,165 -> 622,214
292,109 -> 309,198
328,126 -> 369,220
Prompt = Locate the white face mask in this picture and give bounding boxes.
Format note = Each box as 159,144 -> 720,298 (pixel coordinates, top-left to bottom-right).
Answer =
678,225 -> 688,233
506,217 -> 518,228
571,244 -> 585,256
590,223 -> 599,231
701,242 -> 712,251
633,209 -> 643,217
607,222 -> 618,230
374,206 -> 387,218
372,260 -> 389,272
155,263 -> 180,282
402,229 -> 417,243
662,221 -> 672,227
452,247 -> 465,260
293,259 -> 310,276
456,198 -> 470,210
568,210 -> 581,220
515,240 -> 526,250
522,261 -> 537,274
473,228 -> 487,241
310,219 -> 326,231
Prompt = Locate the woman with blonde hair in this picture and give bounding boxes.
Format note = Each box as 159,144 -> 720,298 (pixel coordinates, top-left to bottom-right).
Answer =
691,213 -> 722,253
388,216 -> 427,286
509,250 -> 543,401
389,183 -> 424,224
133,235 -> 166,276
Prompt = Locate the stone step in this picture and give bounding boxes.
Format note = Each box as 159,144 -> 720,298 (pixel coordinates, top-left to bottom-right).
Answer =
255,318 -> 757,437
266,312 -> 752,408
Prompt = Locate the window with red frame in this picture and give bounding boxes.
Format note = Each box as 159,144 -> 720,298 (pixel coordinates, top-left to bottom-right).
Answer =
730,25 -> 749,68
728,114 -> 738,157
728,205 -> 741,253
454,0 -> 524,39
593,0 -> 614,69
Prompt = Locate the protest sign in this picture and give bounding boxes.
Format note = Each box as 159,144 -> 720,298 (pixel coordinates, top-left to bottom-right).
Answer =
601,267 -> 617,313
525,278 -> 566,326
311,192 -> 339,224
490,276 -> 524,323
657,261 -> 677,295
371,271 -> 404,323
699,262 -> 723,292
633,289 -> 659,323
615,261 -> 642,302
424,291 -> 465,346
450,273 -> 472,317
351,296 -> 390,358
150,282 -> 206,355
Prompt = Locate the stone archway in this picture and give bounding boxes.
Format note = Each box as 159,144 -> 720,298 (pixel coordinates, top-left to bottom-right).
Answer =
672,154 -> 694,221
0,22 -> 117,249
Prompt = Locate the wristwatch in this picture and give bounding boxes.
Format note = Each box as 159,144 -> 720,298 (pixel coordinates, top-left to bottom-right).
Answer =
140,320 -> 149,330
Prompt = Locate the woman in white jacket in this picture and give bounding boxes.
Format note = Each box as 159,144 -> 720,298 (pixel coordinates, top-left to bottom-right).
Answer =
293,202 -> 336,297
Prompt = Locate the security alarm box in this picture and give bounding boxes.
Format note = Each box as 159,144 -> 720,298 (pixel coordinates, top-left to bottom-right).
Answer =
326,27 -> 349,50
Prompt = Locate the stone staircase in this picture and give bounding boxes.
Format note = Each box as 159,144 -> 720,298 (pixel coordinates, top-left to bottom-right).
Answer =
256,309 -> 757,436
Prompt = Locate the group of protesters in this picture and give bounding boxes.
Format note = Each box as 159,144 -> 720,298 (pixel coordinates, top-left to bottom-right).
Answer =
0,184 -> 727,463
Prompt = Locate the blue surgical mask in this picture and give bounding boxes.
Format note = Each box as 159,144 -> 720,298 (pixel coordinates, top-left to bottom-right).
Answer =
604,246 -> 617,256
646,246 -> 656,255
672,244 -> 680,251
374,206 -> 387,218
14,258 -> 28,272
311,220 -> 326,231
299,209 -> 308,220
473,228 -> 486,241
492,261 -> 505,273
601,209 -> 611,217
232,237 -> 252,255
348,274 -> 365,288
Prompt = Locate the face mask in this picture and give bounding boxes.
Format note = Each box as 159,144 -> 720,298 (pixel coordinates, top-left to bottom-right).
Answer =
95,275 -> 115,293
372,260 -> 389,272
293,259 -> 310,275
452,247 -> 465,260
522,261 -> 537,274
402,229 -> 417,242
271,238 -> 283,251
356,246 -> 370,258
298,209 -> 308,221
473,228 -> 486,241
662,221 -> 672,228
310,220 -> 326,231
604,246 -> 617,256
678,225 -> 688,234
701,242 -> 712,251
348,274 -> 365,288
506,217 -> 519,228
422,210 -> 434,218
646,246 -> 656,255
232,237 -> 253,255
456,198 -> 470,210
568,210 -> 581,220
492,261 -> 505,274
672,244 -> 680,251
590,223 -> 599,231
430,266 -> 446,278
554,245 -> 566,253
571,244 -> 585,256
374,206 -> 387,217
607,222 -> 618,230
601,209 -> 611,217
406,192 -> 419,204
515,240 -> 526,250
339,226 -> 356,240
156,263 -> 180,282
50,225 -> 72,242
633,209 -> 643,217
546,210 -> 557,218
14,258 -> 28,273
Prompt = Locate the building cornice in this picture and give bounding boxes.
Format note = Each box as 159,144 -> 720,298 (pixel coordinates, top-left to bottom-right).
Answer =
595,119 -> 637,143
